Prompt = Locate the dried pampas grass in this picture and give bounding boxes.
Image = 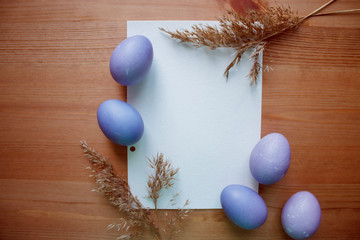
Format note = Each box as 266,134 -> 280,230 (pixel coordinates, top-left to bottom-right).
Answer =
160,0 -> 356,85
80,141 -> 190,240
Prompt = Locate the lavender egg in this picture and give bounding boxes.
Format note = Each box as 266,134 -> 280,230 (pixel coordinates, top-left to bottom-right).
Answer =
282,191 -> 321,239
221,185 -> 267,230
110,35 -> 153,86
250,133 -> 291,185
97,99 -> 144,146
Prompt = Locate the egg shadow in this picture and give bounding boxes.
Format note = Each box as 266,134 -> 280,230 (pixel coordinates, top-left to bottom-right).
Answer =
107,139 -> 128,175
126,59 -> 159,102
109,63 -> 157,177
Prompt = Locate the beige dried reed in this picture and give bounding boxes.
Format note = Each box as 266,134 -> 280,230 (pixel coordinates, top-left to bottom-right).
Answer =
160,0 -> 354,85
80,140 -> 190,240
147,153 -> 179,209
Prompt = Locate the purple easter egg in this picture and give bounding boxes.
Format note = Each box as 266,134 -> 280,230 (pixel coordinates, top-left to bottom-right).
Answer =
97,99 -> 144,146
250,133 -> 291,185
282,191 -> 321,239
221,185 -> 267,230
110,35 -> 153,86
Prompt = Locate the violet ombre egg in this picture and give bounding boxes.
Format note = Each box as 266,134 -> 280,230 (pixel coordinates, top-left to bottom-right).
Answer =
250,133 -> 291,185
281,191 -> 321,239
220,185 -> 267,230
97,99 -> 144,146
110,35 -> 153,86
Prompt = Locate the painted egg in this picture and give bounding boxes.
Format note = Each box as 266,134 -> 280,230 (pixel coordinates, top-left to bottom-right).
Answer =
282,191 -> 321,239
97,99 -> 144,146
110,35 -> 153,86
220,184 -> 267,230
250,133 -> 291,185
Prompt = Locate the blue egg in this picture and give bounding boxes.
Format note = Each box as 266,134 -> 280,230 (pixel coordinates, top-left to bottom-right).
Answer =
282,191 -> 321,239
250,133 -> 291,185
221,185 -> 267,230
97,99 -> 144,146
110,35 -> 153,86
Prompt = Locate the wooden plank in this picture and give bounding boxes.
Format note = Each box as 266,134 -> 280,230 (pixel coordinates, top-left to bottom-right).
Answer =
0,0 -> 359,239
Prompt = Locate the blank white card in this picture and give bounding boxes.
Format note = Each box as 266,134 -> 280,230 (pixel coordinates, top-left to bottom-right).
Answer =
127,21 -> 262,209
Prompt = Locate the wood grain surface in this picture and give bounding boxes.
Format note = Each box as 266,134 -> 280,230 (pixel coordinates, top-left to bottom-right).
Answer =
1,0 -> 359,239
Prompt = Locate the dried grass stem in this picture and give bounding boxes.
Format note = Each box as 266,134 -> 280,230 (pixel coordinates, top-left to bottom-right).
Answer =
160,0 -> 357,85
80,141 -> 190,240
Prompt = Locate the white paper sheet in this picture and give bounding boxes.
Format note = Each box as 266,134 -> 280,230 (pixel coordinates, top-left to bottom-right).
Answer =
127,21 -> 262,209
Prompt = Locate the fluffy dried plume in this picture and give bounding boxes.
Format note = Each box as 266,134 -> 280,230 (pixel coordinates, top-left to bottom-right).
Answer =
160,0 -> 353,85
80,140 -> 190,240
160,6 -> 300,85
147,153 -> 179,209
80,140 -> 151,238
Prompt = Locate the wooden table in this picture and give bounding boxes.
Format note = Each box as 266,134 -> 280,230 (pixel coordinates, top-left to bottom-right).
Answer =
1,0 -> 359,239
